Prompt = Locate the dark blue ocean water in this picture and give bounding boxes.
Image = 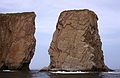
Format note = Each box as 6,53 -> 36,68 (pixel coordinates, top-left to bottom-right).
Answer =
0,70 -> 120,78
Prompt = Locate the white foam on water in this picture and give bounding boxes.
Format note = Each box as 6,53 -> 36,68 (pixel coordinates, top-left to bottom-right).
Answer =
3,70 -> 11,72
102,72 -> 120,74
50,71 -> 90,74
2,70 -> 15,72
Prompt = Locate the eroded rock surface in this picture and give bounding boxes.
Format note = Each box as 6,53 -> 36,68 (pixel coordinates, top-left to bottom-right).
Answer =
0,12 -> 36,70
48,9 -> 108,71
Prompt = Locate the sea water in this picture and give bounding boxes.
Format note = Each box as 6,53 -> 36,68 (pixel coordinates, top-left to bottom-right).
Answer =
0,70 -> 120,78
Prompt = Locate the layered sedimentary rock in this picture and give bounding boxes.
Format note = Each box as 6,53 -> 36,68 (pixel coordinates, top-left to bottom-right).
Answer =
0,12 -> 36,70
48,9 -> 108,71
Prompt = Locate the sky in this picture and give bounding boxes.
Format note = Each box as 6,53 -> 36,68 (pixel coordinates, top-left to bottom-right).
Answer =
0,0 -> 120,70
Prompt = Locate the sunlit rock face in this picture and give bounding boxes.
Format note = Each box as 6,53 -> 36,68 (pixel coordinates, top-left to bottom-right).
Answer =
48,9 -> 109,71
0,12 -> 36,70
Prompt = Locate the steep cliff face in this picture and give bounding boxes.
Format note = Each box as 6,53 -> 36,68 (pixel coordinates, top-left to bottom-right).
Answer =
0,12 -> 36,70
48,9 -> 108,71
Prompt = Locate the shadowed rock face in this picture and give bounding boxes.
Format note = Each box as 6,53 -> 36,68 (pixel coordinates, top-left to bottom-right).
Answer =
48,9 -> 109,71
0,12 -> 36,70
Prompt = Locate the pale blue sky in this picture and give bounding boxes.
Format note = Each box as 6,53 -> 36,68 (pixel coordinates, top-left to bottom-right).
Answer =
0,0 -> 120,70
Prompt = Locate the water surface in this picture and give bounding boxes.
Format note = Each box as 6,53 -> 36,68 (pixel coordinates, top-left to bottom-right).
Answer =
0,70 -> 120,78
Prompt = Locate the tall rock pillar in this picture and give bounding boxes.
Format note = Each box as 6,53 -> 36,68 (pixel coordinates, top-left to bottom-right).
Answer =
48,9 -> 109,71
0,12 -> 36,70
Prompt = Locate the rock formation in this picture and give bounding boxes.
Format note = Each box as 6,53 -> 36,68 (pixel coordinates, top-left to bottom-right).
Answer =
0,12 -> 36,70
48,9 -> 109,71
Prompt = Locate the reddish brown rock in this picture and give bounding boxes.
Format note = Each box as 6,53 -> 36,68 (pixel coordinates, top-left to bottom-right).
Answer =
0,12 -> 36,70
48,9 -> 109,71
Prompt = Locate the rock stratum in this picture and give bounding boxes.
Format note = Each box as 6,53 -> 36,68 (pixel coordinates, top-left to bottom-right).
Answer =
48,9 -> 109,71
0,12 -> 36,70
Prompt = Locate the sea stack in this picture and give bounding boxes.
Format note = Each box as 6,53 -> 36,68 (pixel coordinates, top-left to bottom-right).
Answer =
48,9 -> 109,71
0,12 -> 36,70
